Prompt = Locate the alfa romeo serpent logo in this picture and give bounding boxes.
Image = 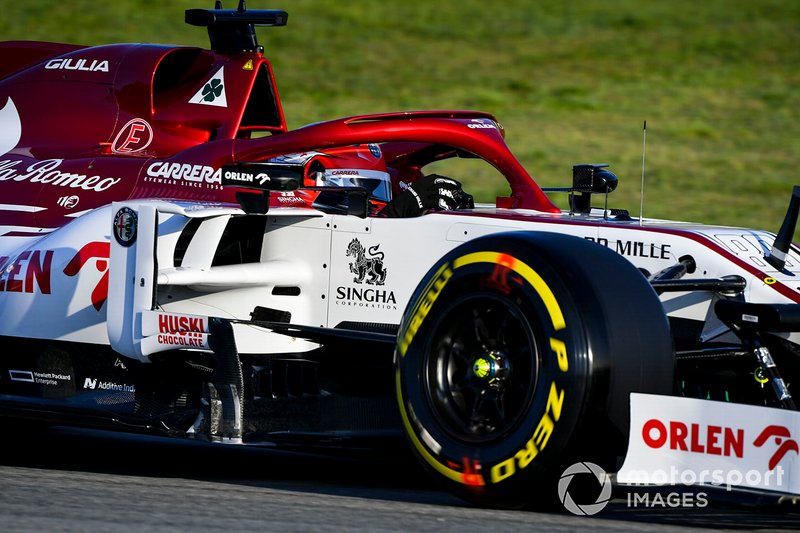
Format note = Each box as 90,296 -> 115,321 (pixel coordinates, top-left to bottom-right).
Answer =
558,461 -> 612,515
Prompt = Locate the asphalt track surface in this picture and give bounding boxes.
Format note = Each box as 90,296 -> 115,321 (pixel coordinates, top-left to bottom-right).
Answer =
1,426 -> 798,532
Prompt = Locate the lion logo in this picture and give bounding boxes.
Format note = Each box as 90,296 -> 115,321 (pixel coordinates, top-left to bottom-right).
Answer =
346,238 -> 388,285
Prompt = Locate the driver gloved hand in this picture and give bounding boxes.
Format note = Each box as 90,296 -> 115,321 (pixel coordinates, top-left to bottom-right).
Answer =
380,174 -> 474,218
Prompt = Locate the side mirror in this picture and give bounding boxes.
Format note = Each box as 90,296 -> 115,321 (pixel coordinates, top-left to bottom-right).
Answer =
572,164 -> 618,194
311,188 -> 369,218
570,164 -> 618,213
591,169 -> 618,194
223,163 -> 303,214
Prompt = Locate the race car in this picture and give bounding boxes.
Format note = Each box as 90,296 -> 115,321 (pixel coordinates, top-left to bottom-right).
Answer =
0,2 -> 798,510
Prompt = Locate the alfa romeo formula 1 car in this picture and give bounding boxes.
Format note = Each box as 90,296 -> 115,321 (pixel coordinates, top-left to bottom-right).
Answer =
0,3 -> 798,509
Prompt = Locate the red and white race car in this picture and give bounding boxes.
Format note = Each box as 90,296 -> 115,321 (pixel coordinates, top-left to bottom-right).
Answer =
0,3 -> 797,510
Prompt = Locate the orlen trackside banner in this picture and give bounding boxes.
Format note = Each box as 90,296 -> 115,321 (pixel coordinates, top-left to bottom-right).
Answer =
618,393 -> 799,495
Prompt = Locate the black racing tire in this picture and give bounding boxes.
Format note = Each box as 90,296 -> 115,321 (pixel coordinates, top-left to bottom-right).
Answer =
394,232 -> 673,509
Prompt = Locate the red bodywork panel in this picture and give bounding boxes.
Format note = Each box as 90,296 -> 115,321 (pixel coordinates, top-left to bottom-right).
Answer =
0,40 -> 557,233
0,41 -> 287,158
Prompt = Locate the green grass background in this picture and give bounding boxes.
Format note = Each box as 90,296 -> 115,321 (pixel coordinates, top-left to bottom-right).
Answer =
2,1 -> 799,230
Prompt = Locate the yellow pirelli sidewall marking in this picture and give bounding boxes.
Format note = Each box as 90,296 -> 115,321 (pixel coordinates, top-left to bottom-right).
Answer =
398,262 -> 453,357
449,251 -> 569,484
397,250 -> 571,486
490,382 -> 565,483
549,338 -> 569,373
452,252 -> 566,331
395,370 -> 478,485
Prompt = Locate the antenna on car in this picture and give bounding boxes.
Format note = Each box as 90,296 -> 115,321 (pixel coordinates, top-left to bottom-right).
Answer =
185,2 -> 288,53
639,120 -> 647,227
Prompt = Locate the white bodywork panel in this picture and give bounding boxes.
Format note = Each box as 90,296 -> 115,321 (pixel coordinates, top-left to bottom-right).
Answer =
619,393 -> 800,496
2,200 -> 800,360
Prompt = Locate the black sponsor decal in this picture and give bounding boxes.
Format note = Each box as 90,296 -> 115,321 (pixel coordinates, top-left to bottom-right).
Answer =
9,369 -> 72,387
221,163 -> 302,191
585,237 -> 671,260
345,238 -> 387,285
337,238 -> 396,309
83,377 -> 135,392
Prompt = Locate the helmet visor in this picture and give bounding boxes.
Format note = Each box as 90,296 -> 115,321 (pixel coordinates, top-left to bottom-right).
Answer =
316,169 -> 392,202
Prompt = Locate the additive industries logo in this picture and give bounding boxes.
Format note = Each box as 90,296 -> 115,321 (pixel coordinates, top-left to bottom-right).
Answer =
83,377 -> 135,393
113,207 -> 137,247
558,462 -> 613,516
336,238 -> 396,310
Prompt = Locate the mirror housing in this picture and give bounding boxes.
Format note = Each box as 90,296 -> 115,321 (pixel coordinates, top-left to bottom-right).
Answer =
222,162 -> 303,214
570,164 -> 618,213
311,188 -> 369,219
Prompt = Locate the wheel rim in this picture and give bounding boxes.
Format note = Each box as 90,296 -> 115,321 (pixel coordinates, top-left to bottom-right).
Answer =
424,293 -> 539,444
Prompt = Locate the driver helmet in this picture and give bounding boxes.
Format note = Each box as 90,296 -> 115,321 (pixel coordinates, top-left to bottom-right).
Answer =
303,144 -> 392,203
